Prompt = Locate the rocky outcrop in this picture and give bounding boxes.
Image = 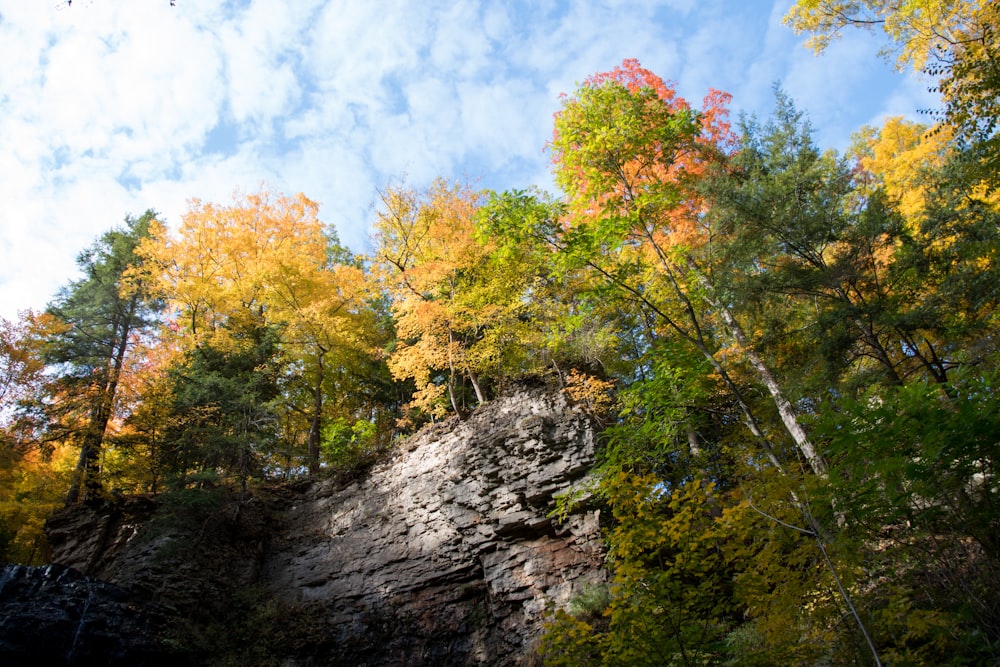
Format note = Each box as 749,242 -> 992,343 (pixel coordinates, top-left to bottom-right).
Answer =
263,388 -> 605,665
30,387 -> 605,665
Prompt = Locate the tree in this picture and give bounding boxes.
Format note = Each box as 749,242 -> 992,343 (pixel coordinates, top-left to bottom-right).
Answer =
935,2 -> 999,183
785,1 -> 1000,188
257,223 -> 371,474
851,116 -> 954,220
476,188 -> 628,386
163,317 -> 283,494
784,0 -> 984,71
43,211 -> 162,504
548,60 -> 826,477
851,115 -> 1000,376
0,311 -> 74,562
373,180 -> 493,418
702,94 -> 953,392
140,189 -> 376,473
139,191 -> 313,344
0,311 -> 64,450
0,313 -> 49,410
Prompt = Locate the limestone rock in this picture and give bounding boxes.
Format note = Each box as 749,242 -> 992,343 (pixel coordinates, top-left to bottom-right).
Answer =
262,387 -> 605,665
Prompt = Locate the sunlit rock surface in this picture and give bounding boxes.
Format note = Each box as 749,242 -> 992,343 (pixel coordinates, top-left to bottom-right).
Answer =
29,387 -> 605,666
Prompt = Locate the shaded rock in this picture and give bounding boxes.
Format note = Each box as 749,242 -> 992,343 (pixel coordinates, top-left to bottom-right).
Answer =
0,563 -> 173,667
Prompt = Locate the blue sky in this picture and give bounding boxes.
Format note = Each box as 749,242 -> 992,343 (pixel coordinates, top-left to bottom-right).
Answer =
0,0 -> 936,319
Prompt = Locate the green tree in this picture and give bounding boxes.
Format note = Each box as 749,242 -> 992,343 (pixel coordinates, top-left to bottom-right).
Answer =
44,211 -> 162,504
701,91 -> 940,392
547,60 -> 826,477
815,371 -> 1000,662
162,317 -> 283,494
477,188 -> 631,387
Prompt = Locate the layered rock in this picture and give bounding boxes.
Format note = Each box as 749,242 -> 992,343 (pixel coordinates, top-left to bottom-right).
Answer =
263,388 -> 605,665
33,387 -> 605,665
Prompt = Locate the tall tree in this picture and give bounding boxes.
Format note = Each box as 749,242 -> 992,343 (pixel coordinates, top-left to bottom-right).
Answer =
44,211 -> 162,504
548,59 -> 825,476
140,189 -> 377,474
373,180 -> 492,418
163,317 -> 283,494
264,228 -> 371,473
701,93 -> 942,392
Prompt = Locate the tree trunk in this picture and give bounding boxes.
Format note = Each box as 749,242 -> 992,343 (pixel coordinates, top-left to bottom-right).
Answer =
66,293 -> 139,504
681,256 -> 827,476
306,349 -> 326,474
468,369 -> 486,405
714,293 -> 827,476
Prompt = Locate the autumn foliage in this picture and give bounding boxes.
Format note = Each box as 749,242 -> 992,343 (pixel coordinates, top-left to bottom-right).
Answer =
2,46 -> 999,666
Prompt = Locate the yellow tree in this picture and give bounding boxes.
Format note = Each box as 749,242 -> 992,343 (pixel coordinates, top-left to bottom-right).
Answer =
784,0 -> 984,71
852,116 -> 955,220
111,333 -> 182,494
786,1 -> 1000,186
263,235 -> 370,473
0,311 -> 74,562
853,115 -> 1000,376
140,190 -> 322,344
140,189 -> 372,473
373,180 -> 497,418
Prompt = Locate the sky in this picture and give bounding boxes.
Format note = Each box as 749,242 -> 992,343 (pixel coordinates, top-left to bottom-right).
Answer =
0,0 -> 937,320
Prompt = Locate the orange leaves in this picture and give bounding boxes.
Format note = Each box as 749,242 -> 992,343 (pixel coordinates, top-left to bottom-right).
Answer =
550,59 -> 733,255
0,311 -> 64,408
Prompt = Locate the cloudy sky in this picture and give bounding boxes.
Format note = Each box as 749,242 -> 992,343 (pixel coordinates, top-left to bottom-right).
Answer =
0,0 -> 935,320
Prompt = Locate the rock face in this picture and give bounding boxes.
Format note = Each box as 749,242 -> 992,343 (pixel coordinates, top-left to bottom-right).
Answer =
33,387 -> 605,665
0,563 -> 172,667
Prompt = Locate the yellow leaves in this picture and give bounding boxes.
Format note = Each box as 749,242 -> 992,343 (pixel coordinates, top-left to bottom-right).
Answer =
604,471 -> 724,575
536,610 -> 602,667
0,311 -> 64,406
857,116 -> 953,222
784,0 -> 981,72
0,442 -> 76,563
562,369 -> 616,416
140,188 -> 368,352
374,179 -> 506,413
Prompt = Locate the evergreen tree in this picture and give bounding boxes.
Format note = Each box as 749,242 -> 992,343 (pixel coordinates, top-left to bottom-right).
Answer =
44,211 -> 162,504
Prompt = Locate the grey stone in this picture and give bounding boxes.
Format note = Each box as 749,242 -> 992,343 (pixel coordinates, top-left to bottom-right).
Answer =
39,387 -> 605,666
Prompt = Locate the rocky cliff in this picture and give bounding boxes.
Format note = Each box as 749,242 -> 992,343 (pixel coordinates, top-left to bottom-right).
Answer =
2,387 -> 606,666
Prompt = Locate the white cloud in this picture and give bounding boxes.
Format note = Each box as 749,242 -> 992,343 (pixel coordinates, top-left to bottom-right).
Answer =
0,0 -> 935,320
